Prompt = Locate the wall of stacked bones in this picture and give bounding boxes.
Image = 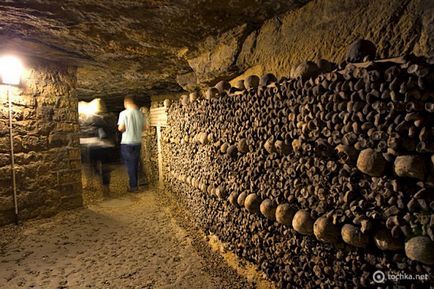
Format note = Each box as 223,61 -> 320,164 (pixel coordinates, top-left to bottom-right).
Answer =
161,43 -> 434,288
141,126 -> 159,185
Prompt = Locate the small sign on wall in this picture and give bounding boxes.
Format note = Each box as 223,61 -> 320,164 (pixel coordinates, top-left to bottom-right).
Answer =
148,106 -> 167,188
149,107 -> 167,127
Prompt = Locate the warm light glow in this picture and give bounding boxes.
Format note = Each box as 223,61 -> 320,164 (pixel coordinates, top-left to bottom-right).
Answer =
0,55 -> 23,85
78,98 -> 105,116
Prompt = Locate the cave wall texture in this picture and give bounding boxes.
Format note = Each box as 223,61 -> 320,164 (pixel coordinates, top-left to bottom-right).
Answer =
0,61 -> 82,225
179,0 -> 433,89
0,0 -> 306,103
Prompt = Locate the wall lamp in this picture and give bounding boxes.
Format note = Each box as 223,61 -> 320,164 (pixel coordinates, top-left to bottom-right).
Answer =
0,55 -> 24,224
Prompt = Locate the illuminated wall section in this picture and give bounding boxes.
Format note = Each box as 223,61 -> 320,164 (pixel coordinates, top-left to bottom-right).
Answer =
0,59 -> 82,225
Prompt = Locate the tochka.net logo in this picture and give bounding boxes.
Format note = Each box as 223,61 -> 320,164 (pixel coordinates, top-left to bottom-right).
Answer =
372,270 -> 431,286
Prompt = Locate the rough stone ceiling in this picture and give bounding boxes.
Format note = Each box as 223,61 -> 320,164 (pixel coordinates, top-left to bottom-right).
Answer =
0,0 -> 306,102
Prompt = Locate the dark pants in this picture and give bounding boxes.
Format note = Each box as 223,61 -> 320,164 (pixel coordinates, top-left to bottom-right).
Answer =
121,144 -> 141,190
89,146 -> 113,187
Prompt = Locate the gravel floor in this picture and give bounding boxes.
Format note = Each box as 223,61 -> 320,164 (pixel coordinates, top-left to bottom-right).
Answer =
0,188 -> 256,289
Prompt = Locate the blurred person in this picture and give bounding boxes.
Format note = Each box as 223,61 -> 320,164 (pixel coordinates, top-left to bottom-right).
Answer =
118,96 -> 146,192
79,98 -> 117,197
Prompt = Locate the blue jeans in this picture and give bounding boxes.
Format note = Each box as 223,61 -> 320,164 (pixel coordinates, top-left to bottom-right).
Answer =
121,144 -> 141,190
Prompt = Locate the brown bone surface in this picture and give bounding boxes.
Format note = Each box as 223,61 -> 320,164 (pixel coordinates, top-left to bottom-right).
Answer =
162,54 -> 434,288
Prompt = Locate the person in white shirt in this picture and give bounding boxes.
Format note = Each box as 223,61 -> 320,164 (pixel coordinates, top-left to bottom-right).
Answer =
117,96 -> 146,192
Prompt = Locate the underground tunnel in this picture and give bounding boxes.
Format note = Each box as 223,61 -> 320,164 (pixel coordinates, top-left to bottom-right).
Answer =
0,0 -> 433,288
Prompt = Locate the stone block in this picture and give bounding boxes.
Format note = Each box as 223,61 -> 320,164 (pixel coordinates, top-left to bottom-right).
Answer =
22,136 -> 47,151
0,106 -> 8,119
56,123 -> 76,133
68,148 -> 81,160
0,121 -> 8,137
56,97 -> 73,108
14,152 -> 38,165
0,136 -> 10,152
8,108 -> 35,122
36,106 -> 55,121
0,195 -> 14,211
48,132 -> 69,147
0,153 -> 9,167
12,95 -> 36,108
69,160 -> 81,170
68,134 -> 80,146
38,96 -> 57,106
37,173 -> 58,188
44,148 -> 68,162
58,169 -> 82,185
0,167 -> 11,182
14,121 -> 37,137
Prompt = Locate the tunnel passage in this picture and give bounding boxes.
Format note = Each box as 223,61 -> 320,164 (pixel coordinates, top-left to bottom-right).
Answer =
0,0 -> 433,288
77,97 -> 160,204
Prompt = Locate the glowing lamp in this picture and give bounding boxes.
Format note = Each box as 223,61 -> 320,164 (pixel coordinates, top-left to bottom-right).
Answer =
0,55 -> 23,85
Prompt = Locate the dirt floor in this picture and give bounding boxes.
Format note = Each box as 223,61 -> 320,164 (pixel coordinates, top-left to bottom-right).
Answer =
0,187 -> 270,289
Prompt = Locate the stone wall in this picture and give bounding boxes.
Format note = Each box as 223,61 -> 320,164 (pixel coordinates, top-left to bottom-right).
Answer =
162,56 -> 434,288
0,60 -> 82,225
180,0 -> 433,88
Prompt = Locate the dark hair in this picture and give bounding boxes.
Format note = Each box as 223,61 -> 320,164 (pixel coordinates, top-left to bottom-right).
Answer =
124,95 -> 136,104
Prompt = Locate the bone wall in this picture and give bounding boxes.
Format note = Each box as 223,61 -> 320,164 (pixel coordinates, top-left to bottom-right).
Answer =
142,126 -> 159,186
162,57 -> 434,288
0,60 -> 82,225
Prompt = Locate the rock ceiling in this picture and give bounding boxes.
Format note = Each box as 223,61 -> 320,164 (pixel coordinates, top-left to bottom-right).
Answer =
0,0 -> 306,103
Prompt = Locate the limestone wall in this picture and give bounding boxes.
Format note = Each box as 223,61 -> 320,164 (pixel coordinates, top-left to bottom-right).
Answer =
236,0 -> 433,77
0,60 -> 82,225
180,0 -> 433,88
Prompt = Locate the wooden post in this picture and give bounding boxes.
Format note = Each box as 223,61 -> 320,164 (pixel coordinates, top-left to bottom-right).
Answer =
156,125 -> 164,189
